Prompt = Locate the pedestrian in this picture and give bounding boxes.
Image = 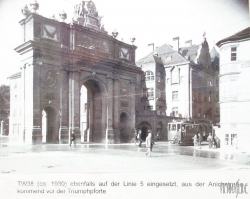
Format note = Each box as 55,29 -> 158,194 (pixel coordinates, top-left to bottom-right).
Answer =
149,130 -> 154,152
134,131 -> 138,145
156,131 -> 160,141
70,130 -> 76,146
207,133 -> 213,149
138,130 -> 142,147
198,133 -> 202,149
213,134 -> 220,148
145,131 -> 152,157
192,134 -> 197,147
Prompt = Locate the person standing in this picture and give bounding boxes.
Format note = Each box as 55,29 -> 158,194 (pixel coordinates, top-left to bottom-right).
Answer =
145,131 -> 152,157
70,131 -> 76,146
207,133 -> 213,149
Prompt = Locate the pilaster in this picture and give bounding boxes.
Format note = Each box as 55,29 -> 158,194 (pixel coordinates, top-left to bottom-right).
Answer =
106,75 -> 114,143
68,69 -> 81,144
130,80 -> 136,139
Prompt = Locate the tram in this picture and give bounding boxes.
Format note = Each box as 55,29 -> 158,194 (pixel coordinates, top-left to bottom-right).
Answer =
168,120 -> 212,145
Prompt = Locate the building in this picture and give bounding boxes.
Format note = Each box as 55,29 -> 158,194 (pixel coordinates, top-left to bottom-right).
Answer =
137,36 -> 220,128
216,27 -> 250,151
9,1 -> 146,144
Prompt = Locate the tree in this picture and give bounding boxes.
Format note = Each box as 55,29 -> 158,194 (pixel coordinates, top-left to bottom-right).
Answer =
0,85 -> 10,135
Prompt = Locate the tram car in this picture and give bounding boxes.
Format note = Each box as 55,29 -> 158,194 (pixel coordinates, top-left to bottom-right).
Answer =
168,120 -> 212,145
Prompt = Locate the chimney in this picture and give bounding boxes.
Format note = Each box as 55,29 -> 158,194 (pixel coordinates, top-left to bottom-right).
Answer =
172,37 -> 180,52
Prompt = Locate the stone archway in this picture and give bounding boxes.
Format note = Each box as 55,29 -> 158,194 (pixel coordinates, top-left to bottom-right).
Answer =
119,112 -> 130,143
138,121 -> 152,141
42,106 -> 58,143
81,78 -> 106,143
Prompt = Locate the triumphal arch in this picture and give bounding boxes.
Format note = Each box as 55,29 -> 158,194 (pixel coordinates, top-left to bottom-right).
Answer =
15,1 -> 143,144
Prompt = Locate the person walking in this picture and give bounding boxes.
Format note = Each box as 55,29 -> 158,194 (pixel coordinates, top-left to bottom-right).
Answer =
207,133 -> 213,149
145,131 -> 152,157
197,133 -> 202,149
192,134 -> 198,147
138,130 -> 142,147
134,131 -> 138,145
70,131 -> 76,146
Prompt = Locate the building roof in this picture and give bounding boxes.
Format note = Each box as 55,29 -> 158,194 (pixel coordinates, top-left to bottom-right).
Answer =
216,27 -> 250,47
7,72 -> 21,79
136,44 -> 188,67
179,45 -> 199,62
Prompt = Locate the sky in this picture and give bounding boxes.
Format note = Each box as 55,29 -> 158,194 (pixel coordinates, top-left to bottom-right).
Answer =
0,0 -> 249,85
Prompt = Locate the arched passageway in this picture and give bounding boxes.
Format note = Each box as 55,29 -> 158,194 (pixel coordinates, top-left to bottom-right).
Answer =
138,121 -> 152,141
81,79 -> 103,143
119,112 -> 130,143
42,107 -> 57,143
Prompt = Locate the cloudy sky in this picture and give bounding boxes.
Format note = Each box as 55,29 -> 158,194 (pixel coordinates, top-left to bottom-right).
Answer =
0,0 -> 249,85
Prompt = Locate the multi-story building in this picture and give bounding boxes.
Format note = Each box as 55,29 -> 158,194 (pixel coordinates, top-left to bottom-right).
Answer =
216,27 -> 250,151
137,36 -> 220,126
7,73 -> 22,138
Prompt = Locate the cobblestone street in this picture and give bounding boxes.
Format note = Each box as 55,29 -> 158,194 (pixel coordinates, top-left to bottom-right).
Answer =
1,136 -> 250,173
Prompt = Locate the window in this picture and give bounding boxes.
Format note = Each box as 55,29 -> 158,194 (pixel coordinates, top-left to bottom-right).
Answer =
198,109 -> 201,117
231,47 -> 237,61
171,68 -> 179,84
231,134 -> 237,146
147,88 -> 154,98
225,134 -> 229,145
147,106 -> 153,110
145,71 -> 154,81
172,107 -> 178,117
172,91 -> 178,100
142,89 -> 147,97
198,93 -> 201,102
157,71 -> 163,83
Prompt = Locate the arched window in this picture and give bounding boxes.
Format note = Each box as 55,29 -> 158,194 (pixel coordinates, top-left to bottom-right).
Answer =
145,71 -> 154,81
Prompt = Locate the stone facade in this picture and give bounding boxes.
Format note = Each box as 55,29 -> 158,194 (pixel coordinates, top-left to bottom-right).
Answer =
11,1 -> 144,144
137,37 -> 220,135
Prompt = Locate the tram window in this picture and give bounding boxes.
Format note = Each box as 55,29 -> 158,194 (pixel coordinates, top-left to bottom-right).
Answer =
168,124 -> 171,130
177,124 -> 180,131
172,124 -> 176,130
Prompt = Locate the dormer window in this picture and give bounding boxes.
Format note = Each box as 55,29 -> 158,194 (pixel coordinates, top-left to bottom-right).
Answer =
231,47 -> 237,61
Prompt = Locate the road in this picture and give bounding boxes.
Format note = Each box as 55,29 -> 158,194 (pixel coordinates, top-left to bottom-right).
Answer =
1,136 -> 250,173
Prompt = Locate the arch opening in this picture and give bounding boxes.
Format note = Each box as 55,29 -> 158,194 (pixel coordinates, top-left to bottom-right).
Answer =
42,107 -> 57,143
81,79 -> 103,143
